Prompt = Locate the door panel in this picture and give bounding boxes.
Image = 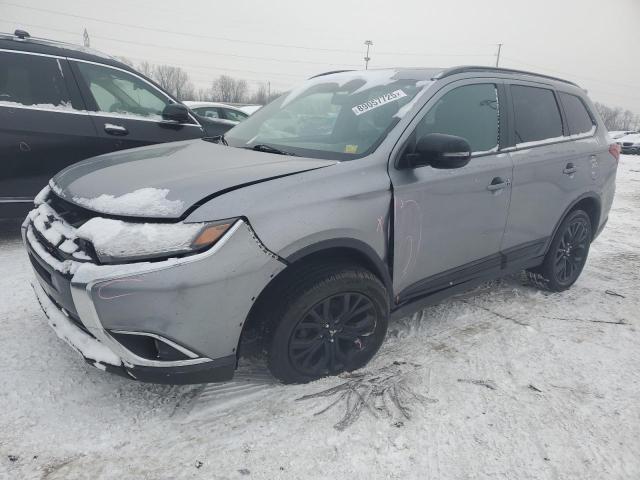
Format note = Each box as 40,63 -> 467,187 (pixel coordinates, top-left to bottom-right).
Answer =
388,81 -> 513,298
70,60 -> 203,152
392,154 -> 513,296
0,52 -> 99,200
501,83 -> 594,251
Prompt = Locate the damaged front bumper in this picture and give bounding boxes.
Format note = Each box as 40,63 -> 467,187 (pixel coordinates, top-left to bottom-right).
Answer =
23,214 -> 286,384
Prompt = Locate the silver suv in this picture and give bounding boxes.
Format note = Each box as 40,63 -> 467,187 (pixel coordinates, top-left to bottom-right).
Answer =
23,67 -> 619,384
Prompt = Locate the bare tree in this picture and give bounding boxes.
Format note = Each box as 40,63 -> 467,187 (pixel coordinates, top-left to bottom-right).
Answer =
595,102 -> 640,131
152,65 -> 195,101
137,61 -> 154,78
210,75 -> 248,103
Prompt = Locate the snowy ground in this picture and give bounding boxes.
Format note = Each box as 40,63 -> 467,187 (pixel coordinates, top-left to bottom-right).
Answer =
1,156 -> 639,480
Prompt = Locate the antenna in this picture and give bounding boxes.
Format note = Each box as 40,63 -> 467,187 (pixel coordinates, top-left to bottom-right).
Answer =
83,28 -> 90,47
364,40 -> 373,70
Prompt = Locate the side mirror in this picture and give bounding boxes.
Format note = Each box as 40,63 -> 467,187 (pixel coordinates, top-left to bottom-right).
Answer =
401,133 -> 472,169
162,103 -> 190,123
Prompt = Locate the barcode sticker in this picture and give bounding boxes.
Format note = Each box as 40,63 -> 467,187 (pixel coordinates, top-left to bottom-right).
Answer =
352,89 -> 407,116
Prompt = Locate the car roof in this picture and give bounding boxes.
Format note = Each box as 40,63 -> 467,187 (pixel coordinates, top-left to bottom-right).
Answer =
312,66 -> 580,89
0,30 -> 140,73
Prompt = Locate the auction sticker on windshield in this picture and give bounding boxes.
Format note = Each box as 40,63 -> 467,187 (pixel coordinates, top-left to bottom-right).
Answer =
352,90 -> 407,116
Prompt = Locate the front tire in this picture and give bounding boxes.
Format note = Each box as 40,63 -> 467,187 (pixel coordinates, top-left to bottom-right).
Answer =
265,263 -> 389,384
525,209 -> 592,292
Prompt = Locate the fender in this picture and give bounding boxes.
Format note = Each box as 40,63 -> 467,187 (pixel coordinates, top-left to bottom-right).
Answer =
544,192 -> 602,255
285,238 -> 393,296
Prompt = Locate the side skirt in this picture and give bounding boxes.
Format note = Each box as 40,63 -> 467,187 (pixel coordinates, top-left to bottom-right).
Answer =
391,239 -> 547,320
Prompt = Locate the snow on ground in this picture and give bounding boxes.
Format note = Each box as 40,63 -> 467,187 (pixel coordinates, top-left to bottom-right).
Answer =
1,156 -> 639,480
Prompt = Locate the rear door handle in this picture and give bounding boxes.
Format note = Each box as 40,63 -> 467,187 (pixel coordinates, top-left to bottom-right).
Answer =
487,177 -> 510,192
563,163 -> 577,175
104,123 -> 129,136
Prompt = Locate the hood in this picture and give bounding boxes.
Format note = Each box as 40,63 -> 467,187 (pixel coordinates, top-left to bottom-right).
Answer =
51,139 -> 337,219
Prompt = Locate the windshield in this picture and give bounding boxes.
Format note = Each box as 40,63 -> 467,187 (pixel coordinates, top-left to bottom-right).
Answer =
225,70 -> 432,160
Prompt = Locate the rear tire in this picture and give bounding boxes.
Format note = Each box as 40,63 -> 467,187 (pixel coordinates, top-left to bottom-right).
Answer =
265,263 -> 389,384
524,209 -> 592,292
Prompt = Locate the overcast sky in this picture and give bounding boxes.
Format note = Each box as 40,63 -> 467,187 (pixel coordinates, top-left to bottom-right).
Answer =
2,0 -> 639,112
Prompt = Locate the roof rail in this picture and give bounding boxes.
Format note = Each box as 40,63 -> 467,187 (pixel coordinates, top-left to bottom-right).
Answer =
433,66 -> 578,87
309,70 -> 354,79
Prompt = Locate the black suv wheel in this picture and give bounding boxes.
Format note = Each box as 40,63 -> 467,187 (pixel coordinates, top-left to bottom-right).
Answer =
525,209 -> 592,292
265,263 -> 389,384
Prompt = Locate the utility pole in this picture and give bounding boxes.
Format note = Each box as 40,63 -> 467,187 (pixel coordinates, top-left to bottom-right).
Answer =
364,40 -> 373,70
495,43 -> 503,67
83,28 -> 90,47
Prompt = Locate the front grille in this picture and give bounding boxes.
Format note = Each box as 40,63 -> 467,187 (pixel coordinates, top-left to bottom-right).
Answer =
29,196 -> 98,264
29,253 -> 53,287
48,193 -> 95,228
623,142 -> 633,147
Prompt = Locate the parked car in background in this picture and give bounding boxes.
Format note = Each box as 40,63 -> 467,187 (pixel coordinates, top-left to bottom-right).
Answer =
238,104 -> 262,115
618,133 -> 640,154
0,30 -> 232,219
24,66 -> 618,385
183,101 -> 249,124
608,130 -> 638,140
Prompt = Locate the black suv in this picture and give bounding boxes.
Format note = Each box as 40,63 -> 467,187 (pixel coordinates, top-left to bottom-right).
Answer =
0,30 -> 230,218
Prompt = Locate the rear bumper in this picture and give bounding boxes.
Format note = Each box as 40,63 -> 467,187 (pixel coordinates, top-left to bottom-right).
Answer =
23,215 -> 286,384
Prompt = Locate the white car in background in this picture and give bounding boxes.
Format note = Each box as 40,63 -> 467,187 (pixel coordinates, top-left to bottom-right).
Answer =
238,104 -> 262,115
183,101 -> 250,124
609,130 -> 638,141
618,133 -> 640,155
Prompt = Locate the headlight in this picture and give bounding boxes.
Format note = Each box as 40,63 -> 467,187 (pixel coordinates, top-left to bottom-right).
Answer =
76,217 -> 236,264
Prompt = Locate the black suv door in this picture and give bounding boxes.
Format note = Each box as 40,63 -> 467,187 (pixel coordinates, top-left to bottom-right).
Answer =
70,60 -> 204,151
0,50 -> 99,210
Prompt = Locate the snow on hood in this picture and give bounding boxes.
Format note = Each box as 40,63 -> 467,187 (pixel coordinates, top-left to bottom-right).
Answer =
50,139 -> 337,219
71,188 -> 185,217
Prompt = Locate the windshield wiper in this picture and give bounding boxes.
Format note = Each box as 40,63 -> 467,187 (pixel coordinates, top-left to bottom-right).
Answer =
248,144 -> 298,156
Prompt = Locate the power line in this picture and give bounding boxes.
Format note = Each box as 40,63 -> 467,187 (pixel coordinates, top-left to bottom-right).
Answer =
0,1 -> 363,55
0,2 -> 500,60
501,56 -> 638,92
0,19 -> 361,69
0,19 -> 322,79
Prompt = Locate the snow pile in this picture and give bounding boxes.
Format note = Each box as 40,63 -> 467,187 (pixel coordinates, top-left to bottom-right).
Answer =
25,227 -> 79,275
31,282 -> 121,366
76,217 -> 203,259
0,100 -> 78,111
33,185 -> 51,205
71,188 -> 185,217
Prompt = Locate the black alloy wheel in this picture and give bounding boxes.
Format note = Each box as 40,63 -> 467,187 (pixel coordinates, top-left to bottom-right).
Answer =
288,292 -> 378,377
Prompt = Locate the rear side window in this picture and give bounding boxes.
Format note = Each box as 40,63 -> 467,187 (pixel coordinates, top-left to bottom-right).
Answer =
0,51 -> 71,108
511,85 -> 563,144
415,83 -> 500,153
559,93 -> 595,135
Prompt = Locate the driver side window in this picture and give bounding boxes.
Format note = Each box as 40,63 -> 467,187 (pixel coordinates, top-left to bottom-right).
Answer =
415,83 -> 500,153
75,62 -> 170,119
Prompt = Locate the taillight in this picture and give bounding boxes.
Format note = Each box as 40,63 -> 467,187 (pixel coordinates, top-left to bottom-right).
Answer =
609,143 -> 621,163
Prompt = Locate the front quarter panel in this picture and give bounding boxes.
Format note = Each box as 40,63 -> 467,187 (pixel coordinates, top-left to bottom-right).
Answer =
185,156 -> 392,269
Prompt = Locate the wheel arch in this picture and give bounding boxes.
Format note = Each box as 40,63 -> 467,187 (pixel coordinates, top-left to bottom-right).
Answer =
546,193 -> 602,254
236,239 -> 392,357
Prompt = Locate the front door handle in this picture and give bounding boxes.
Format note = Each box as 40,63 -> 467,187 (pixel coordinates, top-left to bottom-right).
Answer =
487,177 -> 510,192
104,123 -> 129,136
563,163 -> 577,175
